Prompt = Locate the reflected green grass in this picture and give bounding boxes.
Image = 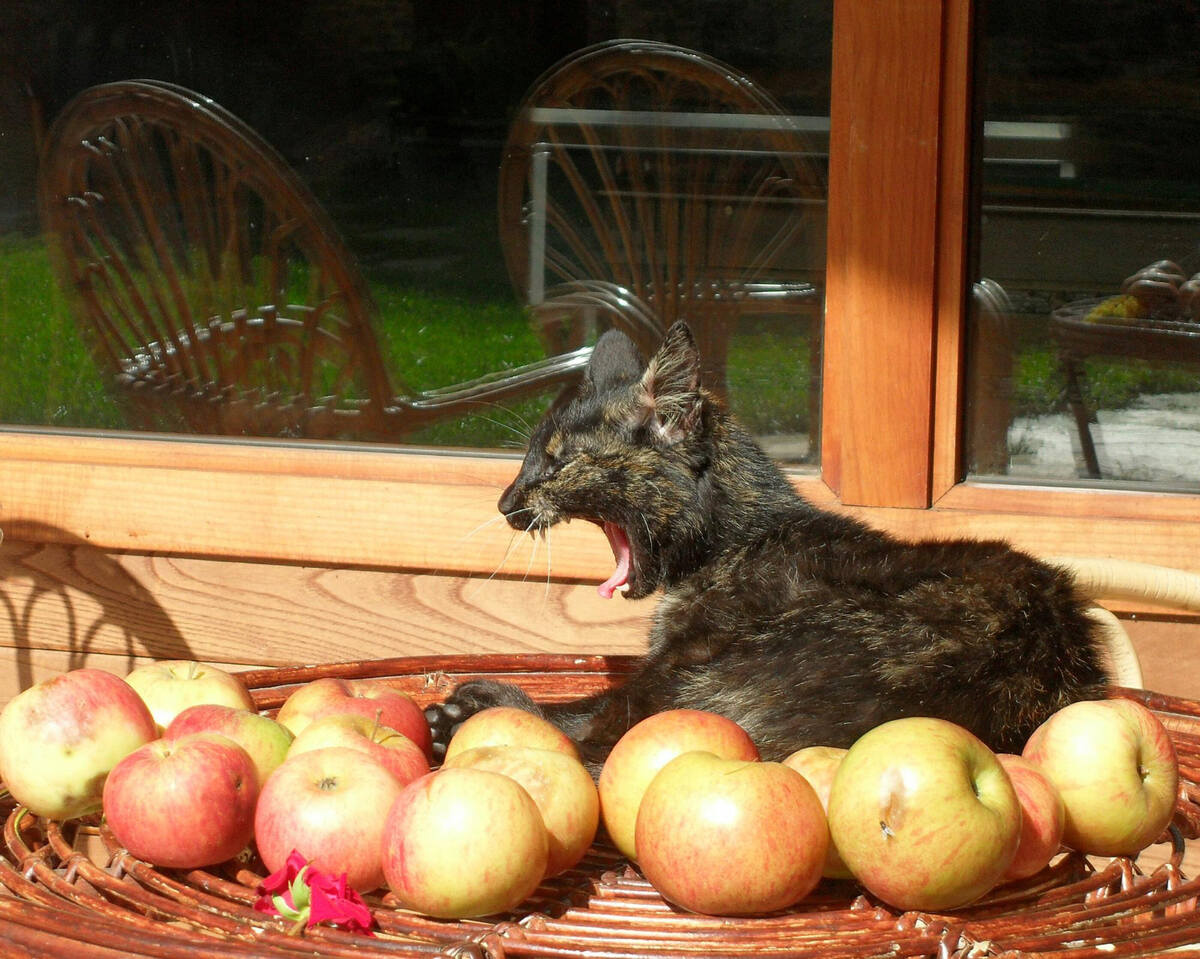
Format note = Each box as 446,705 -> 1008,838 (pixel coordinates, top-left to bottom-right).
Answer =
5,235 -> 1190,451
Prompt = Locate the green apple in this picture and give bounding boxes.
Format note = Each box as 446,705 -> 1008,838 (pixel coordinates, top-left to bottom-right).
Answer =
598,709 -> 759,859
827,717 -> 1020,911
445,745 -> 599,876
996,753 -> 1065,881
163,703 -> 293,789
382,767 -> 548,918
275,677 -> 431,758
287,713 -> 428,788
635,752 -> 827,915
1021,698 -> 1177,857
782,745 -> 852,879
0,669 -> 157,820
443,706 -> 579,763
124,660 -> 255,731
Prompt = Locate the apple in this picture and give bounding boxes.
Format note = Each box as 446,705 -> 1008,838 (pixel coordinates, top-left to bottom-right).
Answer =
0,669 -> 157,820
124,660 -> 255,731
443,706 -> 579,763
254,746 -> 405,892
1021,698 -> 1178,857
102,731 -> 258,868
275,678 -> 432,758
164,704 -> 293,789
635,751 -> 827,915
382,767 -> 548,918
827,717 -> 1021,911
782,745 -> 852,879
996,753 -> 1066,881
287,714 -> 428,788
444,745 -> 599,876
597,709 -> 759,859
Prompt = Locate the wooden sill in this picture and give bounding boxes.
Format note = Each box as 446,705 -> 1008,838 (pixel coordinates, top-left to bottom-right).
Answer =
2,429 -> 1198,584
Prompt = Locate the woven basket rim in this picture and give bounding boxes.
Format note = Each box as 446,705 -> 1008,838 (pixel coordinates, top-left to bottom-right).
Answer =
2,654 -> 1198,959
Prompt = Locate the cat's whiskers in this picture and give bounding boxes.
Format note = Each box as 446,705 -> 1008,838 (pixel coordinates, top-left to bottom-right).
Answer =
464,510 -> 539,600
465,528 -> 519,595
458,510 -> 513,544
522,521 -> 542,585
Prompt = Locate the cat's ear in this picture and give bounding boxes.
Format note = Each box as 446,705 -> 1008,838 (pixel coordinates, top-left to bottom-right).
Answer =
638,321 -> 702,444
584,329 -> 645,391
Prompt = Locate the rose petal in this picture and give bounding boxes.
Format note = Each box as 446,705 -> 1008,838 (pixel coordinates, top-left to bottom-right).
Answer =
257,849 -> 311,896
309,885 -> 375,935
304,867 -> 342,896
252,894 -> 279,916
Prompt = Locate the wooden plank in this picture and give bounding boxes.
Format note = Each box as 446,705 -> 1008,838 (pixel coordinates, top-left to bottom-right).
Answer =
824,0 -> 943,507
0,430 -> 615,576
803,480 -> 1200,575
0,540 -> 651,704
4,552 -> 1196,709
838,508 -> 1200,576
4,430 -> 1200,588
936,480 -> 1200,523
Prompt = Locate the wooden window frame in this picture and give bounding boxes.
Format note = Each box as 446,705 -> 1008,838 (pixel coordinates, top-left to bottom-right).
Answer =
2,0 -> 1198,578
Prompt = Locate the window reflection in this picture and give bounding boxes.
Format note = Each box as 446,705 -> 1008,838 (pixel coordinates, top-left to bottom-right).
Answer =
966,0 -> 1200,490
1,2 -> 831,462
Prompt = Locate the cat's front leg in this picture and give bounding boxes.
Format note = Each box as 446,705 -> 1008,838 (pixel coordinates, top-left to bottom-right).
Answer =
426,666 -> 668,770
424,680 -> 549,760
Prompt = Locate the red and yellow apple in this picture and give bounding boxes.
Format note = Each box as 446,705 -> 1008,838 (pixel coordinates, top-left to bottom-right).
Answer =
598,709 -> 759,859
1022,698 -> 1178,857
164,704 -> 293,789
635,751 -> 828,915
0,668 -> 157,819
287,713 -> 428,788
996,753 -> 1066,880
443,706 -> 578,763
275,678 -> 431,758
782,745 -> 852,879
102,731 -> 258,868
827,717 -> 1021,911
124,660 -> 255,731
382,767 -> 548,918
445,745 -> 598,876
254,746 -> 405,892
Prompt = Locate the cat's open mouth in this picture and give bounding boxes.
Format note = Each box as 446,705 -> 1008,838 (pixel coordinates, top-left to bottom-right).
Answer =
595,520 -> 633,599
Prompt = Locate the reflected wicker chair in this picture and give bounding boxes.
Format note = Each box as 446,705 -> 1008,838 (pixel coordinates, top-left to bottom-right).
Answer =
1051,301 -> 1200,478
37,80 -> 590,441
497,39 -> 826,398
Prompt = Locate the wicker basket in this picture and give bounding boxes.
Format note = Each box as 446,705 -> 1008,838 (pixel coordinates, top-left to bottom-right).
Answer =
2,654 -> 1199,958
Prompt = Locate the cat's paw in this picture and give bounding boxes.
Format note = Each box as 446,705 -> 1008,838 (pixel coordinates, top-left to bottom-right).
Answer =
424,679 -> 541,762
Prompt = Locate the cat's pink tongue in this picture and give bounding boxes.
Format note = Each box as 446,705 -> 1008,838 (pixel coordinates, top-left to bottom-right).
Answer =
598,521 -> 631,599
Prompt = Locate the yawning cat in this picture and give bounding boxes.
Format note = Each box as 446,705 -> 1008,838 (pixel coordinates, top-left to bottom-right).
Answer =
427,322 -> 1109,768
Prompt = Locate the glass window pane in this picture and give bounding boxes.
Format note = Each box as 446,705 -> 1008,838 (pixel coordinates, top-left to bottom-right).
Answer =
1,3 -> 830,464
966,0 -> 1200,491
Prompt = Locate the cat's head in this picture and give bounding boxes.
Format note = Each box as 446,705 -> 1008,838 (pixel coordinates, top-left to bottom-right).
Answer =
498,321 -> 714,599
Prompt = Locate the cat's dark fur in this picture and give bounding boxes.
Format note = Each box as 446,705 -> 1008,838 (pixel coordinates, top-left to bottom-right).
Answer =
427,322 -> 1109,768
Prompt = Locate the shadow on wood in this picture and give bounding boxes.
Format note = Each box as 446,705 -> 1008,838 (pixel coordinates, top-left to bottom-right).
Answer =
0,521 -> 192,694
